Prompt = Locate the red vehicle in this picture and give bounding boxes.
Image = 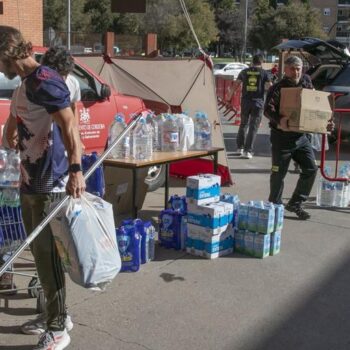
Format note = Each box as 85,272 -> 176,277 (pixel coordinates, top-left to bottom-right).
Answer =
0,47 -> 145,154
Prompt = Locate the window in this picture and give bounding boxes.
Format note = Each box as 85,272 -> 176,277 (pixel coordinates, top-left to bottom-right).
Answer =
0,2 -> 3,15
0,73 -> 21,99
72,65 -> 100,102
311,65 -> 342,90
332,66 -> 350,88
324,8 -> 331,16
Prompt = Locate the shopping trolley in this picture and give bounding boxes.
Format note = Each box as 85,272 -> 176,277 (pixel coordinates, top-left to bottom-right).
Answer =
0,184 -> 47,312
0,113 -> 142,312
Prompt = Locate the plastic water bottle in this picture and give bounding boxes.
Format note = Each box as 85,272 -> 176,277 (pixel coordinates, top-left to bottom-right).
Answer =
132,117 -> 153,160
316,166 -> 335,207
0,149 -> 8,185
334,164 -> 350,207
161,114 -> 179,152
108,114 -> 130,159
193,112 -> 212,150
6,150 -> 21,184
146,113 -> 159,151
154,114 -> 166,151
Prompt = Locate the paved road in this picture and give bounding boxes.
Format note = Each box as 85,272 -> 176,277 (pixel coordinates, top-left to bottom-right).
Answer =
1,118 -> 349,350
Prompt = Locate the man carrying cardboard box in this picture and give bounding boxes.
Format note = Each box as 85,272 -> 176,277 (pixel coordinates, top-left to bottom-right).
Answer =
264,56 -> 333,220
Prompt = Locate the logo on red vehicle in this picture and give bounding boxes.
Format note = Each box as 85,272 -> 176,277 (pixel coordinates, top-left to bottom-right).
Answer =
79,108 -> 91,124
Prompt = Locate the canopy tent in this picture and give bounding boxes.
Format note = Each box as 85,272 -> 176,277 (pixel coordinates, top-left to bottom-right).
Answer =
77,55 -> 232,185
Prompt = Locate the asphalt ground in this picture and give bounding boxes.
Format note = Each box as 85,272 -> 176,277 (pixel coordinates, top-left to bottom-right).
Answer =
1,117 -> 349,350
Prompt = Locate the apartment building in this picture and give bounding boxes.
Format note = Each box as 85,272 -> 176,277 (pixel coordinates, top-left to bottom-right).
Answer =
236,0 -> 350,46
0,0 -> 43,46
334,0 -> 350,44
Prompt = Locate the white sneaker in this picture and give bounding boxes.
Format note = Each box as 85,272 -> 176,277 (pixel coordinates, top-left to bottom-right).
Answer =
242,151 -> 253,159
21,314 -> 73,335
33,329 -> 71,350
237,148 -> 244,156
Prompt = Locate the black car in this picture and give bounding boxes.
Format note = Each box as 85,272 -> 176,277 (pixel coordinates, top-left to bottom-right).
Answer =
274,38 -> 350,140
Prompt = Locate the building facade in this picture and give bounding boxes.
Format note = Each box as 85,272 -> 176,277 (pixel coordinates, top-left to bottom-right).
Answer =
236,0 -> 350,46
0,0 -> 43,46
335,0 -> 350,45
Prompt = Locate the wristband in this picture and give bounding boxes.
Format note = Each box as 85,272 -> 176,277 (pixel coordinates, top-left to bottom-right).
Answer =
68,163 -> 82,173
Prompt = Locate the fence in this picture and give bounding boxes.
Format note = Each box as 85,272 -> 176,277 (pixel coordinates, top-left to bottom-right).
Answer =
43,31 -> 144,56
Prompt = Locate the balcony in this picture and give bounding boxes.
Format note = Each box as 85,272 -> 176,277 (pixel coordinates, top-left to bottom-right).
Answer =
337,15 -> 350,21
338,0 -> 350,7
336,31 -> 350,37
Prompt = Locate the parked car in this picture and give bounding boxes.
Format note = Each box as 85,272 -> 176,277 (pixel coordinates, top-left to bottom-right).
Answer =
0,48 -> 168,190
213,62 -> 249,79
274,38 -> 350,140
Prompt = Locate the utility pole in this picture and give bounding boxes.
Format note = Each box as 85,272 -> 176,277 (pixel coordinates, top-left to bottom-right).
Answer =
67,0 -> 71,50
242,0 -> 248,63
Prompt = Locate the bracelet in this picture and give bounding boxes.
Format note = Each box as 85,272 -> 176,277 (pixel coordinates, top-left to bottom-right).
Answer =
68,163 -> 82,173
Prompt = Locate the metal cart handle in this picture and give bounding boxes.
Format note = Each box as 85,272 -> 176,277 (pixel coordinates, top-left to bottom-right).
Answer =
0,113 -> 142,277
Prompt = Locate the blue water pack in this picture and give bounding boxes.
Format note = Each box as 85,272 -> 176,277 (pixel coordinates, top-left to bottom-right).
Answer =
220,193 -> 240,227
134,219 -> 156,264
168,195 -> 187,214
159,209 -> 185,250
116,226 -> 141,272
82,152 -> 105,197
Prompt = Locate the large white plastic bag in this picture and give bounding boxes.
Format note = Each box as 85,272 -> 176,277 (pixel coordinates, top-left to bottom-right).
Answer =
50,192 -> 121,290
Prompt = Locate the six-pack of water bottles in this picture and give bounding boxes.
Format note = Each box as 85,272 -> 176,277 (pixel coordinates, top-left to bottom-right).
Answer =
107,111 -> 212,161
235,201 -> 284,259
316,164 -> 350,208
158,195 -> 188,251
116,219 -> 156,272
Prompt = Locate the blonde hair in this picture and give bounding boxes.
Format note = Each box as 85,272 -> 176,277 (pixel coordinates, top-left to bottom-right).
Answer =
0,26 -> 32,60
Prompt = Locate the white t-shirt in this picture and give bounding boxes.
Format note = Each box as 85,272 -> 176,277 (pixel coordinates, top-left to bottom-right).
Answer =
65,74 -> 81,103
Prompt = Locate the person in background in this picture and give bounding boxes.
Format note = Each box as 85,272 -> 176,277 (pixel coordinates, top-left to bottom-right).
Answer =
40,46 -> 84,150
271,63 -> 279,82
0,25 -> 85,350
264,55 -> 333,220
236,54 -> 272,159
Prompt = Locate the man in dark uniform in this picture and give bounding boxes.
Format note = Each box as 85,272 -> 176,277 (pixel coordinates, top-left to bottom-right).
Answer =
236,54 -> 272,159
264,55 -> 333,220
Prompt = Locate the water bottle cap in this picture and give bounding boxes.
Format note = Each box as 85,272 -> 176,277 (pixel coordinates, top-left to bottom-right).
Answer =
115,114 -> 125,122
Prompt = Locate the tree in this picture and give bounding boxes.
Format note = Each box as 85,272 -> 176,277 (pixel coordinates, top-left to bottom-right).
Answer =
207,0 -> 243,56
137,0 -> 218,52
249,0 -> 327,51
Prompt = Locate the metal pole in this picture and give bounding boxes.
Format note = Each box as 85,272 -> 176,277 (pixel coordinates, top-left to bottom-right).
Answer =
67,0 -> 71,50
0,114 -> 142,277
243,0 -> 248,63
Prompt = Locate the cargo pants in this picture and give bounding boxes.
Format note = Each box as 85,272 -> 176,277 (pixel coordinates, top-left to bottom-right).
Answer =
268,129 -> 318,205
21,192 -> 66,332
236,99 -> 263,153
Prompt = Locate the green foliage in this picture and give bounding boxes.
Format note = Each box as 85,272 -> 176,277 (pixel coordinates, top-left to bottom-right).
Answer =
138,0 -> 218,51
249,1 -> 327,51
44,0 -> 90,33
207,0 -> 236,10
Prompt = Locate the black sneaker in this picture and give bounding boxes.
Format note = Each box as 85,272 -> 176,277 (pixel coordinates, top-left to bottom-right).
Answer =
285,203 -> 311,220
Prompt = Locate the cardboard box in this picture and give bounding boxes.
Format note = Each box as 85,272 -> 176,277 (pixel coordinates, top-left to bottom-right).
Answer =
280,88 -> 332,133
104,166 -> 148,221
186,174 -> 221,206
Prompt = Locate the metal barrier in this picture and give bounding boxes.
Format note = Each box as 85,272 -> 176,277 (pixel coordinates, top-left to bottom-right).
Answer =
215,76 -> 241,125
320,93 -> 349,183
